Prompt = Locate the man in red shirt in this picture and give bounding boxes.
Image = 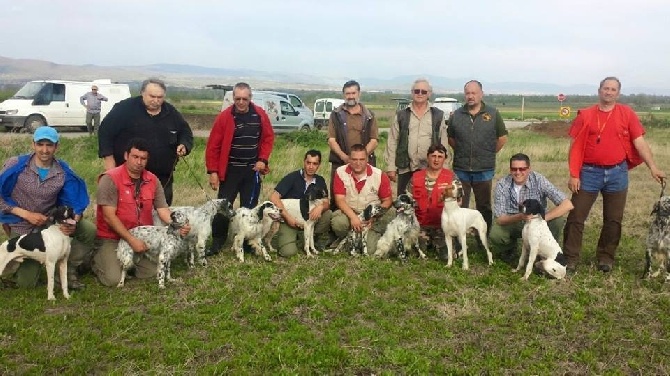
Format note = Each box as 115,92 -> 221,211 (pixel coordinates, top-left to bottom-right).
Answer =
331,144 -> 394,255
564,76 -> 665,273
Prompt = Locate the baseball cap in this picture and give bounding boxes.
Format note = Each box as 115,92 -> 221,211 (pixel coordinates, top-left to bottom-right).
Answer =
33,126 -> 59,143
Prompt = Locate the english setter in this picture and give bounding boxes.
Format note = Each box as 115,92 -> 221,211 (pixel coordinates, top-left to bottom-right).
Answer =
0,206 -> 76,300
117,211 -> 190,289
281,184 -> 329,257
167,199 -> 235,268
374,194 -> 424,260
644,195 -> 670,281
441,180 -> 493,270
515,199 -> 567,280
331,203 -> 383,256
230,201 -> 283,262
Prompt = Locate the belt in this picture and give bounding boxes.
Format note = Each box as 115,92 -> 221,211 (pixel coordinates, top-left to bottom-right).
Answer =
583,161 -> 624,169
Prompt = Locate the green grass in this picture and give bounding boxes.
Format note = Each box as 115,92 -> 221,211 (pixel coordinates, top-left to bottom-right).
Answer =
1,128 -> 670,374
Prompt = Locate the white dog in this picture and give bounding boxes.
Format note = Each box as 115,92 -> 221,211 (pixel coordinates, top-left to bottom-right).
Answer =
229,201 -> 283,262
515,199 -> 567,280
280,184 -> 329,257
440,180 -> 493,270
374,194 -> 424,260
0,206 -> 76,300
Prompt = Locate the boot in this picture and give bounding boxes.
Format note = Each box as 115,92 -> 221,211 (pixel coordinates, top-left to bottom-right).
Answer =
205,237 -> 225,257
54,267 -> 85,290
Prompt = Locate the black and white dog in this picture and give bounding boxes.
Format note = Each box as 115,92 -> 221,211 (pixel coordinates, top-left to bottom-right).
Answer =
331,203 -> 384,256
644,195 -> 670,282
117,211 -> 190,289
229,201 -> 283,262
516,199 -> 567,280
440,180 -> 493,270
374,194 -> 424,260
166,199 -> 235,268
0,206 -> 76,300
280,184 -> 329,257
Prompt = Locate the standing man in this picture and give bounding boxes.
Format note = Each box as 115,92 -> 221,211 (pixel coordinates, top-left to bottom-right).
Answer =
328,80 -> 379,206
385,78 -> 450,194
269,149 -> 332,257
79,84 -> 108,135
205,82 -> 275,256
331,144 -> 394,255
491,153 -> 573,263
98,78 -> 193,205
447,80 -> 508,232
563,76 -> 665,273
93,138 -> 190,286
0,126 -> 95,289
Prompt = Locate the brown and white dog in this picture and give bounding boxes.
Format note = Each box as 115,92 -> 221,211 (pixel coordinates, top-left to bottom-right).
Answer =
440,180 -> 493,270
0,206 -> 76,300
644,195 -> 670,282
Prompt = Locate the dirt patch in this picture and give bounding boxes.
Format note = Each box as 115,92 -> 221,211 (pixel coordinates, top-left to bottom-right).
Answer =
525,120 -> 571,138
183,114 -> 217,130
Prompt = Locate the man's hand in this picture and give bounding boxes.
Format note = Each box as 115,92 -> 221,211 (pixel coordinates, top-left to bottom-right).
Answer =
176,144 -> 187,157
209,173 -> 220,191
568,177 -> 580,194
253,161 -> 266,173
59,222 -> 77,236
387,171 -> 397,182
651,167 -> 666,184
179,223 -> 191,237
308,206 -> 323,221
128,237 -> 148,253
288,216 -> 304,229
349,215 -> 363,232
22,211 -> 47,227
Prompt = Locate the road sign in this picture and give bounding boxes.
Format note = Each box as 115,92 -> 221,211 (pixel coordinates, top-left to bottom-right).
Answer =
557,93 -> 566,102
560,106 -> 571,117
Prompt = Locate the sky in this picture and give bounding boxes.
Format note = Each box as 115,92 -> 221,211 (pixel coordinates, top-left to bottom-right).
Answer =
2,0 -> 670,92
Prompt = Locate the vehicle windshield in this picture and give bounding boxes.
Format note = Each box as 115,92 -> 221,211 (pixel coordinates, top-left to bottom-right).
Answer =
12,82 -> 47,99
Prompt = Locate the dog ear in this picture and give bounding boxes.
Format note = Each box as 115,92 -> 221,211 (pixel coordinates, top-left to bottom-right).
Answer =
363,205 -> 372,220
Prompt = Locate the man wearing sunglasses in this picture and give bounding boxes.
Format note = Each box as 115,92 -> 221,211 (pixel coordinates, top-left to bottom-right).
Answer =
447,80 -> 508,234
490,153 -> 573,264
385,78 -> 450,194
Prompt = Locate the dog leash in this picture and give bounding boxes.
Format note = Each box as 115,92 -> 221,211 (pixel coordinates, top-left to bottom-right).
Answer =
249,171 -> 261,207
178,155 -> 214,201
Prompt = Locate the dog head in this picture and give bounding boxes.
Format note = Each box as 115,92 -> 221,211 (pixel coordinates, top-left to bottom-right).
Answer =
214,198 -> 236,219
393,194 -> 416,214
535,259 -> 567,279
651,196 -> 670,218
439,180 -> 464,202
256,201 -> 282,222
168,210 -> 189,230
361,204 -> 383,221
519,199 -> 545,220
47,205 -> 76,226
305,184 -> 328,202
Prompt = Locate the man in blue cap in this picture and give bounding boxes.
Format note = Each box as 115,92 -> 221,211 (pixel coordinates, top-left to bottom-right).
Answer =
0,126 -> 95,289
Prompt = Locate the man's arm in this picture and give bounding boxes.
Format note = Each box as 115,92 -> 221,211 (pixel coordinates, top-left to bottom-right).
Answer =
100,94 -> 108,101
270,190 -> 300,229
79,94 -> 87,107
328,138 -> 349,163
102,156 -> 116,171
496,135 -> 508,152
174,109 -> 194,156
100,205 -> 147,253
545,199 -> 573,222
633,136 -> 666,182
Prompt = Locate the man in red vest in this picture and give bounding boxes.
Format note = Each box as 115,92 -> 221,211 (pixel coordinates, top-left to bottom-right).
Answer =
92,138 -> 190,286
564,76 -> 665,273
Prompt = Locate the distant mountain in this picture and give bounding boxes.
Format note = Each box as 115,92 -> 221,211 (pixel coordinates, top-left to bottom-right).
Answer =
0,56 -> 667,95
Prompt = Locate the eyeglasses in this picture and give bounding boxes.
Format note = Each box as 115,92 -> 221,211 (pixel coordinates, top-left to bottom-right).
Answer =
510,167 -> 529,172
413,89 -> 429,95
234,97 -> 250,102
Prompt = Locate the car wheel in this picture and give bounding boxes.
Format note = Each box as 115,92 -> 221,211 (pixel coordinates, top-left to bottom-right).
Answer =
24,115 -> 46,133
301,125 -> 311,132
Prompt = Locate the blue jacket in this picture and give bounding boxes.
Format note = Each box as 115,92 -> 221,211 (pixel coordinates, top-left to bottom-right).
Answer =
0,154 -> 90,224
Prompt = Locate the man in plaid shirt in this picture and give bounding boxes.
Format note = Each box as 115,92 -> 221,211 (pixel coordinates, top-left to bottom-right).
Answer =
490,153 -> 573,263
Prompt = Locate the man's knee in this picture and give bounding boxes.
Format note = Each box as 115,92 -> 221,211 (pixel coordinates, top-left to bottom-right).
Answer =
331,211 -> 350,238
273,224 -> 300,258
15,260 -> 42,288
92,240 -> 122,287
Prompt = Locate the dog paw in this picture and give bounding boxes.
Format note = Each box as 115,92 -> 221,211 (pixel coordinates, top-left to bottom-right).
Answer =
48,295 -> 56,301
64,293 -> 71,299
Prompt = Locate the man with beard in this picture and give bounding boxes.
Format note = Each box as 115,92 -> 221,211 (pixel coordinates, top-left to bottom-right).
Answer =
327,80 -> 379,207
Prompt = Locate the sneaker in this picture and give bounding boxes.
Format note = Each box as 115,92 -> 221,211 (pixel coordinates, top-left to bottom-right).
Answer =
68,279 -> 86,290
598,264 -> 612,273
205,238 -> 225,257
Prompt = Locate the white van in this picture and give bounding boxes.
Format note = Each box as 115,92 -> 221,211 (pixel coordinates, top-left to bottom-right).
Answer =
0,79 -> 131,132
313,98 -> 344,130
433,97 -> 462,117
222,91 -> 314,133
256,91 -> 312,117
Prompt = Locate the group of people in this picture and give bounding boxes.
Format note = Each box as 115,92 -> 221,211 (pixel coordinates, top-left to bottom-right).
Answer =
0,75 -> 665,293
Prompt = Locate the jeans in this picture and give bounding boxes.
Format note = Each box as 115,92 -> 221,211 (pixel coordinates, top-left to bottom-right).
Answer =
563,161 -> 628,266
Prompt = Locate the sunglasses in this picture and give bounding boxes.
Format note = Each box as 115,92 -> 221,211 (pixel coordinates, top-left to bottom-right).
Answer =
234,97 -> 250,102
413,89 -> 429,95
510,167 -> 529,172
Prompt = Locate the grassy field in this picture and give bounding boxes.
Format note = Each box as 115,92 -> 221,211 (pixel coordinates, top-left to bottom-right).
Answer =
1,128 -> 670,374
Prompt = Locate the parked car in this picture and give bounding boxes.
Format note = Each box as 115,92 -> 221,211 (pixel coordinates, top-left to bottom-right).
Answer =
433,97 -> 461,117
313,98 -> 344,130
256,91 -> 312,118
222,91 -> 314,133
0,79 -> 131,132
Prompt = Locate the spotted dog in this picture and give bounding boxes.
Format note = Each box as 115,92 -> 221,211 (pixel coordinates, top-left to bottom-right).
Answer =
229,201 -> 283,262
0,206 -> 76,300
167,199 -> 235,268
440,180 -> 493,270
116,211 -> 190,289
644,195 -> 670,281
331,203 -> 383,256
280,184 -> 329,257
374,194 -> 424,260
515,199 -> 567,280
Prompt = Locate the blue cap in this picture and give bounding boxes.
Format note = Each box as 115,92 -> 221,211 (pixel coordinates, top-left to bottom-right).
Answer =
33,126 -> 59,143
